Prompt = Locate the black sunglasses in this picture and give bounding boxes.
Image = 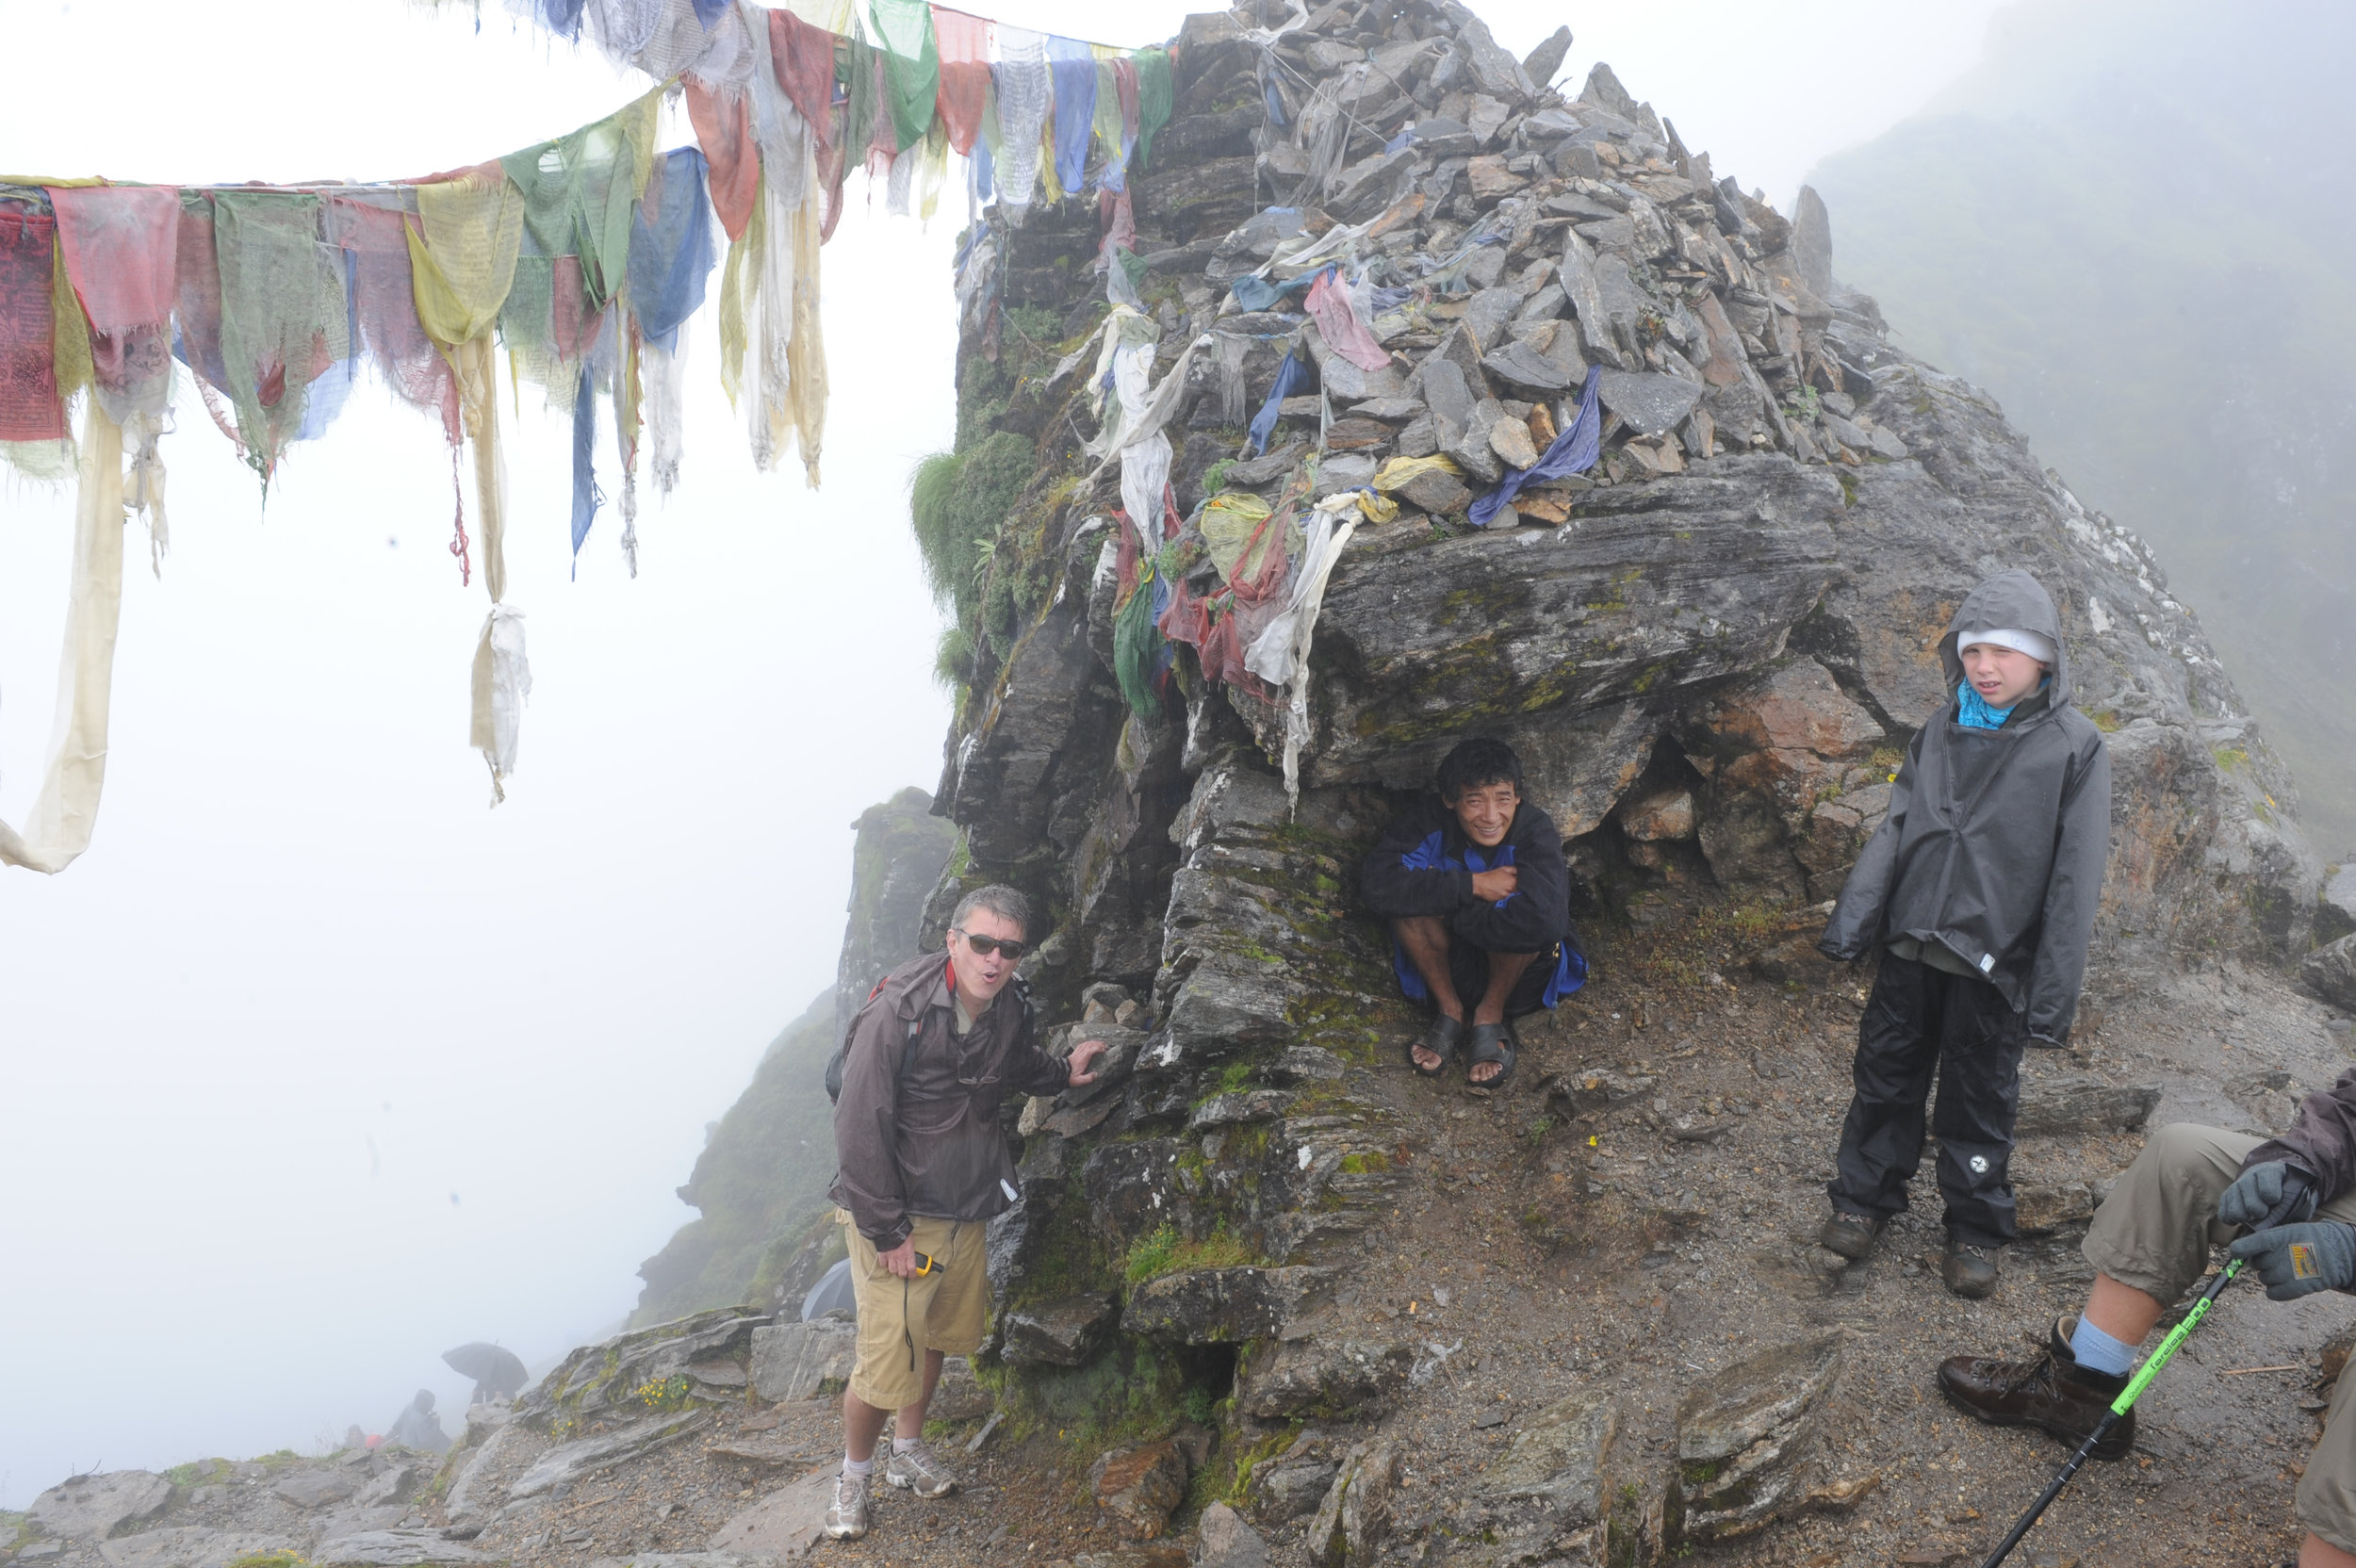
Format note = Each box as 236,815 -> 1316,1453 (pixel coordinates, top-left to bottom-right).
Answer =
953,929 -> 1027,960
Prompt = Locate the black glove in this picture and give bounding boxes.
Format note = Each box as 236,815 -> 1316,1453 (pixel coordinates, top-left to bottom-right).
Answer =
2217,1161 -> 2317,1232
2227,1220 -> 2356,1302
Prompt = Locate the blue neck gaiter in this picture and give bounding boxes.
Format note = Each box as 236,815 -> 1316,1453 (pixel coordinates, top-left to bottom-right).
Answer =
1957,677 -> 2053,729
1956,681 -> 2014,730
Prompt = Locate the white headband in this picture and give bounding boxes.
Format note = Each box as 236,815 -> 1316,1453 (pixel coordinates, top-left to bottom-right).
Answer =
1956,627 -> 2055,665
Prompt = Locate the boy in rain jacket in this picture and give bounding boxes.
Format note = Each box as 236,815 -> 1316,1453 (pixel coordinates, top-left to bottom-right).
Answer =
1815,569 -> 2111,1297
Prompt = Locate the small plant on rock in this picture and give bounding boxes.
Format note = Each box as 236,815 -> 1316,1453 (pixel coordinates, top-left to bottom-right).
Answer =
632,1374 -> 695,1412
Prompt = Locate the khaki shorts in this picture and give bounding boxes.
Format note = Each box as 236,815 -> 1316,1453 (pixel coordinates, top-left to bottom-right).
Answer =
2084,1124 -> 2356,1552
840,1209 -> 990,1413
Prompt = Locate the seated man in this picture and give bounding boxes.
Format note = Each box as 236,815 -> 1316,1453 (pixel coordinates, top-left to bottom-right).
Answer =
1360,737 -> 1584,1086
1939,1075 -> 2356,1567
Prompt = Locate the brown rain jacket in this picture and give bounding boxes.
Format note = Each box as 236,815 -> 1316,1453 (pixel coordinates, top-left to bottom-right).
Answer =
828,950 -> 1072,1250
2249,1068 -> 2356,1199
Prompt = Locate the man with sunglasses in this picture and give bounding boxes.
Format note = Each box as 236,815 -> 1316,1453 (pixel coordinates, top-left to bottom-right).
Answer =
825,885 -> 1105,1540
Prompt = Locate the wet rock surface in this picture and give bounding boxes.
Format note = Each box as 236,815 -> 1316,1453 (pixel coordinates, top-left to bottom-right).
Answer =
1669,1331 -> 1843,1543
26,1476 -> 173,1544
747,1320 -> 856,1403
1002,1293 -> 1120,1366
1091,1442 -> 1189,1541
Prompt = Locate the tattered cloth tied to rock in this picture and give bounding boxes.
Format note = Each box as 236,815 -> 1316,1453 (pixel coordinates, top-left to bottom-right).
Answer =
1468,363 -> 1603,528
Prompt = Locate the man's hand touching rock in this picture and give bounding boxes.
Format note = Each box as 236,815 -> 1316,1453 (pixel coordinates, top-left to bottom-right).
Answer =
1068,1037 -> 1108,1087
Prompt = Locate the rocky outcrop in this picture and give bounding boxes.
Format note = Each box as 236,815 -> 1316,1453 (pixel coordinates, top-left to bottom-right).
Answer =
747,1319 -> 856,1401
2307,935 -> 2356,1011
1476,1390 -> 1619,1559
832,787 -> 960,1036
912,0 -> 2323,1491
30,8 -> 2330,1568
27,1475 -> 173,1544
1667,1333 -> 1843,1544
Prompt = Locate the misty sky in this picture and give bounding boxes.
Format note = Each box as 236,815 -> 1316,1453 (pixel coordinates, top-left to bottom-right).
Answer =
0,0 -> 2021,1510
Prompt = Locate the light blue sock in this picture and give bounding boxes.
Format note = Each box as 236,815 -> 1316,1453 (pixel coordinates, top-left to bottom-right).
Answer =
2070,1315 -> 2136,1377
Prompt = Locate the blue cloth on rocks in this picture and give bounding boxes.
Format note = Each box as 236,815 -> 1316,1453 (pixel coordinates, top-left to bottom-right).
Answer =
1245,348 -> 1306,457
1228,270 -> 1317,313
1467,363 -> 1602,528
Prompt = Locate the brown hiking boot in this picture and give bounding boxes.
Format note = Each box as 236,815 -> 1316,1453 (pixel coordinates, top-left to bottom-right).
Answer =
1937,1315 -> 2135,1462
1943,1240 -> 2000,1298
1819,1210 -> 1888,1261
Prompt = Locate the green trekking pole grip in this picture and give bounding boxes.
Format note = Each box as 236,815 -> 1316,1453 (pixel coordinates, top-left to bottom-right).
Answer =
1977,1258 -> 2243,1568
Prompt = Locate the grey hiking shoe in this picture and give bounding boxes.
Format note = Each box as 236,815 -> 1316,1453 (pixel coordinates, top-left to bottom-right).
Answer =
1819,1210 -> 1888,1261
884,1441 -> 958,1498
823,1470 -> 870,1539
1944,1241 -> 2000,1298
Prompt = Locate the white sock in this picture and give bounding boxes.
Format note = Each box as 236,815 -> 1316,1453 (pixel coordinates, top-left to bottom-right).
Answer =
842,1455 -> 873,1477
892,1436 -> 921,1453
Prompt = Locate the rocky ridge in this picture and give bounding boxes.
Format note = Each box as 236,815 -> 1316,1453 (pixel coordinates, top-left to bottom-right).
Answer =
8,4 -> 2353,1567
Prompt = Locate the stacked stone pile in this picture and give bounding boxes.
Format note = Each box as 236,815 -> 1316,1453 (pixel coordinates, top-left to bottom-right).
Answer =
947,0 -> 2323,1045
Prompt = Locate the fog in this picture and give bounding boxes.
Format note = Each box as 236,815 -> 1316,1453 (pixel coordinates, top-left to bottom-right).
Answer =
0,0 -> 2020,1509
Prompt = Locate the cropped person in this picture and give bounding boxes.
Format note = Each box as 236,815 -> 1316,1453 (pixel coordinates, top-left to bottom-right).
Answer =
824,886 -> 1104,1542
1816,569 -> 2112,1297
1939,1080 -> 2356,1568
1361,736 -> 1584,1088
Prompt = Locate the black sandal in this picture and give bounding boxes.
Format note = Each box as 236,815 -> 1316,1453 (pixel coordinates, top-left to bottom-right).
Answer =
1464,1022 -> 1517,1089
1412,1015 -> 1464,1077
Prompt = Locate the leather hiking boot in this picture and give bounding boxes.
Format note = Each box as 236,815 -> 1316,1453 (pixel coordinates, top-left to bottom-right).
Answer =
1819,1210 -> 1888,1261
1944,1240 -> 2000,1298
1938,1315 -> 2135,1462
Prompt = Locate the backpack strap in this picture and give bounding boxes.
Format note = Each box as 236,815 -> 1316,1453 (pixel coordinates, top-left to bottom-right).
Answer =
900,1014 -> 924,1084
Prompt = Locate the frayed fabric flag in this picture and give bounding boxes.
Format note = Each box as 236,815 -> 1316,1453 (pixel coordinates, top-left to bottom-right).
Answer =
1046,36 -> 1096,195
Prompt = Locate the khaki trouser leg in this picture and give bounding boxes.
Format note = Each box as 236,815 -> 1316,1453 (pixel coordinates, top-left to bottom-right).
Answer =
2079,1123 -> 2356,1551
2302,1344 -> 2356,1555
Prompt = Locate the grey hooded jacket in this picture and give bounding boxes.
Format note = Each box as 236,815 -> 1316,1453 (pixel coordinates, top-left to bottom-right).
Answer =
1819,570 -> 2112,1043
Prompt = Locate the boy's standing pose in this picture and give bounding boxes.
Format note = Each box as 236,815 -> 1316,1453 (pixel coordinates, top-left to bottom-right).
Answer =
1815,569 -> 2111,1298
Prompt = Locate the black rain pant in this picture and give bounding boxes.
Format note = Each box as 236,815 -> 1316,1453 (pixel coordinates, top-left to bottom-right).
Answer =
1827,952 -> 2028,1249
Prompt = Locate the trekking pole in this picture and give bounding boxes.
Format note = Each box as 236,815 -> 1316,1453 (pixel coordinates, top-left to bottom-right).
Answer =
1975,1258 -> 2243,1568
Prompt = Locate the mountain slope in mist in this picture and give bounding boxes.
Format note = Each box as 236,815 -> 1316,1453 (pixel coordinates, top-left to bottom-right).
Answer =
630,788 -> 957,1326
1811,0 -> 2356,855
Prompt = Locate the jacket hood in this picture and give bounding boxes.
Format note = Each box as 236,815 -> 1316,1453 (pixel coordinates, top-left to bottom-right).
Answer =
881,949 -> 955,1020
1939,569 -> 2071,709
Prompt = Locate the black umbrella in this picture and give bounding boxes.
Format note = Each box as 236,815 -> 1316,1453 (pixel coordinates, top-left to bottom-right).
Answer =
442,1342 -> 528,1402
